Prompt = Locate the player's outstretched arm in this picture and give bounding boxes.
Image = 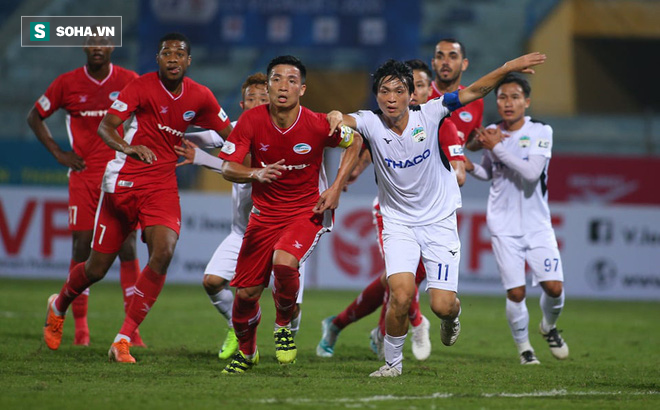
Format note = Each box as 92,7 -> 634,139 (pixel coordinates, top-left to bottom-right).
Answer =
314,131 -> 363,214
98,113 -> 156,164
326,111 -> 358,135
458,52 -> 546,106
27,107 -> 85,171
221,158 -> 286,184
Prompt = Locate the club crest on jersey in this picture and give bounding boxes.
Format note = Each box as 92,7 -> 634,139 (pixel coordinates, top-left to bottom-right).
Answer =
293,143 -> 312,154
459,111 -> 473,123
519,136 -> 531,148
412,126 -> 426,143
109,91 -> 120,101
110,99 -> 128,112
183,110 -> 196,121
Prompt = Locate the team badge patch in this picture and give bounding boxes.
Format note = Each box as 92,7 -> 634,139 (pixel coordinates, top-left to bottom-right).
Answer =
412,126 -> 426,143
519,136 -> 531,148
109,91 -> 120,101
459,111 -> 473,122
218,108 -> 228,122
183,110 -> 196,121
38,95 -> 51,111
110,99 -> 128,112
220,141 -> 236,155
293,143 -> 312,154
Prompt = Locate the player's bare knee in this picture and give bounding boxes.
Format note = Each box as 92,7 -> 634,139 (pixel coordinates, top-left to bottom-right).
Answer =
389,289 -> 413,317
541,280 -> 563,298
507,286 -> 526,303
430,292 -> 458,319
203,274 -> 227,294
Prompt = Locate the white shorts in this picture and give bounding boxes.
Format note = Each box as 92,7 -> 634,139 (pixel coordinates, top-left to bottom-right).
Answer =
491,229 -> 564,290
382,212 -> 460,292
205,231 -> 305,304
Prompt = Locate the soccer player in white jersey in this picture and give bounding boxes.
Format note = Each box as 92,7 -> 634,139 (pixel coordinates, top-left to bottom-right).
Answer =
465,74 -> 568,365
327,52 -> 546,377
175,73 -> 314,360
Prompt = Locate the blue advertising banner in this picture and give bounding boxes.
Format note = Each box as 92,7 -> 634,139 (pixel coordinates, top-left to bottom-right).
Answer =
138,0 -> 420,72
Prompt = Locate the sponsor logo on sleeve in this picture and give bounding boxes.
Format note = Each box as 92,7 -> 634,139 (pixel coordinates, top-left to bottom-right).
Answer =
537,139 -> 550,149
109,91 -> 120,101
293,143 -> 312,154
459,111 -> 473,122
220,141 -> 236,155
38,95 -> 51,112
183,110 -> 196,121
449,144 -> 464,156
110,99 -> 128,112
218,108 -> 228,122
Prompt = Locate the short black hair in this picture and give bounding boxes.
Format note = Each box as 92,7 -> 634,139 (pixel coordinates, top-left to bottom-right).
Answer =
405,59 -> 432,85
267,55 -> 306,84
496,74 -> 531,97
437,38 -> 467,59
372,59 -> 414,95
159,32 -> 191,55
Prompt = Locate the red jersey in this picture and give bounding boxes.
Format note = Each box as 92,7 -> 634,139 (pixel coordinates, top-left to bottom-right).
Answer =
430,83 -> 483,146
34,64 -> 139,177
219,104 -> 343,218
439,119 -> 465,162
104,72 -> 231,193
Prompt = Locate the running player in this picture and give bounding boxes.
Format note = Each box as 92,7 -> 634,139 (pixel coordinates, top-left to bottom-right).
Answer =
27,35 -> 144,347
327,52 -> 546,377
429,38 -> 484,151
317,59 -> 466,362
217,55 -> 362,374
42,33 -> 233,363
465,74 -> 568,365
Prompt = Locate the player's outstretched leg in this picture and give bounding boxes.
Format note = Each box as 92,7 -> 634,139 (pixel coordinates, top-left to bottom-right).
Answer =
316,315 -> 340,357
43,294 -> 65,350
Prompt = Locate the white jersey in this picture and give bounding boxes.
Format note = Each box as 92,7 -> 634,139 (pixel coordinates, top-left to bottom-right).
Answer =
350,97 -> 461,226
484,116 -> 553,236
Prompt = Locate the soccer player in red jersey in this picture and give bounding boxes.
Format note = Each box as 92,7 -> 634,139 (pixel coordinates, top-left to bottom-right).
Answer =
218,55 -> 362,374
27,35 -> 145,347
42,33 -> 233,363
429,38 -> 484,150
317,59 -> 466,361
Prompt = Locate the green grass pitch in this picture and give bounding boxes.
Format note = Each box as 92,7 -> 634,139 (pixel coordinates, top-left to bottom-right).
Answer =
0,278 -> 658,409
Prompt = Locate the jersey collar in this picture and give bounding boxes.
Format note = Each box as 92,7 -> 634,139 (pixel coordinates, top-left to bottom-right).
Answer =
83,63 -> 113,86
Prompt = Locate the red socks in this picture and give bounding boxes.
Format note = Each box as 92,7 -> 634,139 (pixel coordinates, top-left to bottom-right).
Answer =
119,265 -> 165,339
119,259 -> 140,312
272,264 -> 299,327
55,262 -> 93,314
333,275 -> 386,330
232,296 -> 261,355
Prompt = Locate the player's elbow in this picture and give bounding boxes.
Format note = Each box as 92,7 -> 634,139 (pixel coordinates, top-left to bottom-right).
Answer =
26,107 -> 40,128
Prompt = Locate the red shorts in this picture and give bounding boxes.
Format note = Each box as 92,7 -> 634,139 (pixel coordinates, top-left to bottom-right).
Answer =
373,198 -> 426,284
68,171 -> 103,231
92,187 -> 181,253
231,212 -> 331,288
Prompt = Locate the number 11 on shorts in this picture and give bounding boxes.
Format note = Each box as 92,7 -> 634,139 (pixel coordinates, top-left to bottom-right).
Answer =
438,263 -> 449,281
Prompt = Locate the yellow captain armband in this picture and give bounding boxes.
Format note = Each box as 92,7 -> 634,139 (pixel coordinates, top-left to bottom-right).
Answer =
338,125 -> 354,148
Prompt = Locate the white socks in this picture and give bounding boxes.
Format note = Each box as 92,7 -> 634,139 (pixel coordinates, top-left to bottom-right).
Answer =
384,334 -> 406,371
540,290 -> 565,333
114,333 -> 131,343
209,288 -> 234,326
506,298 -> 530,351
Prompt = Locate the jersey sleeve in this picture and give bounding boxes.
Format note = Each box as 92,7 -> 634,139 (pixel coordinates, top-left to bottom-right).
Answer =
35,75 -> 65,118
439,119 -> 465,161
218,114 -> 251,164
107,80 -> 140,121
349,110 -> 373,143
422,94 -> 454,124
529,123 -> 553,158
192,87 -> 232,133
